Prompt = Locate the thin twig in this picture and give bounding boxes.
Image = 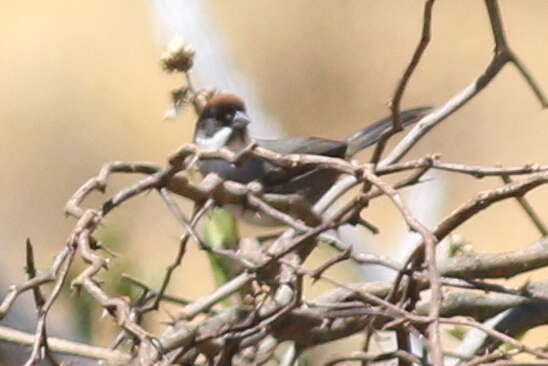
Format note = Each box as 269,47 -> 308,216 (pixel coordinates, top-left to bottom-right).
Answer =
501,175 -> 548,237
147,195 -> 213,313
380,0 -> 547,167
362,168 -> 443,366
371,0 -> 436,165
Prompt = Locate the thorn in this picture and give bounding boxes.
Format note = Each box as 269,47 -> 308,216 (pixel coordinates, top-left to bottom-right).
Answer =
519,277 -> 531,295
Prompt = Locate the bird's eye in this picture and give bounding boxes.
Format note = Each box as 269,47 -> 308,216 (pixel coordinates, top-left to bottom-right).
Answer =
225,112 -> 234,121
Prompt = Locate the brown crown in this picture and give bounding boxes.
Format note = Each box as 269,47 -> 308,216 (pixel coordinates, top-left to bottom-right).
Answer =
204,93 -> 246,112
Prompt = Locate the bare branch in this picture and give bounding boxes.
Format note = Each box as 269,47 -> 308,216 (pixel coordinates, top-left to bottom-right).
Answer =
0,325 -> 131,365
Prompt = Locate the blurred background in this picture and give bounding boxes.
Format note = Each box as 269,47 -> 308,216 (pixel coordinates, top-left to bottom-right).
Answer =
1,0 -> 547,363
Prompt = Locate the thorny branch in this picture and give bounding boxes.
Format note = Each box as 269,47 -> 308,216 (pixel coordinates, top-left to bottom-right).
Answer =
1,1 -> 548,365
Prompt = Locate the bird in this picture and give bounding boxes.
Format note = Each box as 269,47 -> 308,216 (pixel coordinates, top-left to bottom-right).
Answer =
193,93 -> 429,225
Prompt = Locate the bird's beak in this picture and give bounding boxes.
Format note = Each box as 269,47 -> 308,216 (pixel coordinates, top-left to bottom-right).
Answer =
233,111 -> 250,129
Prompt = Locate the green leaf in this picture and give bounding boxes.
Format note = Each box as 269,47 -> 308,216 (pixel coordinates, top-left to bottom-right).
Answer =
204,208 -> 239,251
203,208 -> 240,303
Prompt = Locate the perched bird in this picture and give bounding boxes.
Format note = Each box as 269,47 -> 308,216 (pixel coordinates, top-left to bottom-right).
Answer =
193,93 -> 429,224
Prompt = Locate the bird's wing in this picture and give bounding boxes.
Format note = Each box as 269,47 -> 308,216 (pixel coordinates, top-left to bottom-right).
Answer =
256,137 -> 347,157
256,137 -> 347,187
345,106 -> 432,157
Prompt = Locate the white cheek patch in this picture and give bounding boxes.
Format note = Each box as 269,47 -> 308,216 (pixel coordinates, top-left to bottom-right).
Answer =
196,127 -> 232,149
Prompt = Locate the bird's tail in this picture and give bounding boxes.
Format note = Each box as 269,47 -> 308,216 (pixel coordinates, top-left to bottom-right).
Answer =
345,106 -> 431,157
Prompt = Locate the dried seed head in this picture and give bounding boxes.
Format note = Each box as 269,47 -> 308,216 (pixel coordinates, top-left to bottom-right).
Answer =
161,37 -> 195,73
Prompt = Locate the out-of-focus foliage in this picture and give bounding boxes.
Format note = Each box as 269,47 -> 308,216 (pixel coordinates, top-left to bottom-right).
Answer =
204,208 -> 240,288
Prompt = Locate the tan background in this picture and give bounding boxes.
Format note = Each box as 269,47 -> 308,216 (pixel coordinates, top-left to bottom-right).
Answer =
1,0 -> 548,357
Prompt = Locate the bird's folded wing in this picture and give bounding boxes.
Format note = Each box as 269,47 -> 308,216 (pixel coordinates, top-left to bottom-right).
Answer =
256,137 -> 347,186
256,137 -> 347,157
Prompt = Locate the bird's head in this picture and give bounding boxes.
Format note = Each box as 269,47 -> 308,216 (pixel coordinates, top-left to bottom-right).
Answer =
193,93 -> 251,149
